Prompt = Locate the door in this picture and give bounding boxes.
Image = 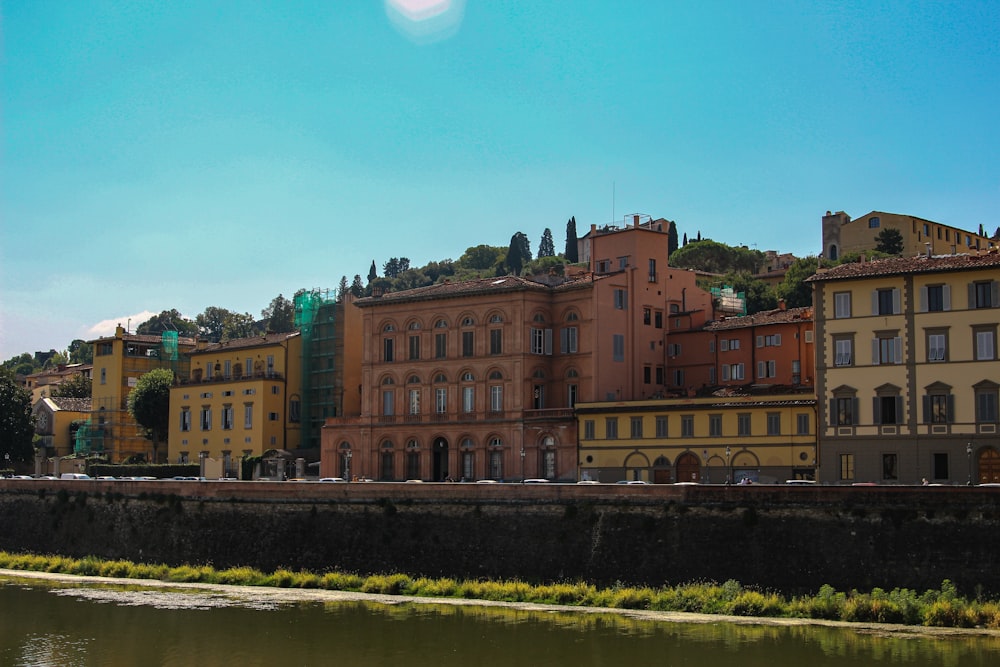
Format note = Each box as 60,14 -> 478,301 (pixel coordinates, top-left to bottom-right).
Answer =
979,448 -> 1000,484
432,438 -> 449,481
676,452 -> 701,483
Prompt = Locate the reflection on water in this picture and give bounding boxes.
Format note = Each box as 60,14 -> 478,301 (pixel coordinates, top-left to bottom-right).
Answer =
1,576 -> 998,667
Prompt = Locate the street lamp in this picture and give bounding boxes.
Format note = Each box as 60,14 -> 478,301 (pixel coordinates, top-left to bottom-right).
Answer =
725,446 -> 731,485
966,442 -> 973,486
520,447 -> 526,483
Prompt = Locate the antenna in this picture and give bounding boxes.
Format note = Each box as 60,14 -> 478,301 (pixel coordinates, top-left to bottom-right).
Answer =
612,181 -> 615,224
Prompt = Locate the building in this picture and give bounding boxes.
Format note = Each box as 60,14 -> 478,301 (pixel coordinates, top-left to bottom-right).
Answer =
23,364 -> 93,403
667,305 -> 815,394
321,215 -> 714,482
89,326 -> 196,462
576,388 -> 817,484
807,250 -> 1000,484
31,396 -> 92,460
167,332 -> 303,479
822,210 -> 994,262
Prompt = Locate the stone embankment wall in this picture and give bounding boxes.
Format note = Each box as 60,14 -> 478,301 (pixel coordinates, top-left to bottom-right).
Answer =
1,480 -> 998,595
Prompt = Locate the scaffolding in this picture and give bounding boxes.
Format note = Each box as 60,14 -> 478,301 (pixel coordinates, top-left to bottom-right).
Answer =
711,285 -> 747,316
295,289 -> 343,449
73,420 -> 105,456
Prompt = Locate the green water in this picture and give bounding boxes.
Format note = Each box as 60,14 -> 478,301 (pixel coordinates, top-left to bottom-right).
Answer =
1,577 -> 997,666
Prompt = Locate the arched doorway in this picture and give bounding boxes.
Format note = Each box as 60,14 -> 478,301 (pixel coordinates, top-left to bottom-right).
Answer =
653,455 -> 672,484
979,447 -> 1000,484
732,451 -> 760,484
623,451 -> 650,482
432,437 -> 449,481
676,452 -> 701,483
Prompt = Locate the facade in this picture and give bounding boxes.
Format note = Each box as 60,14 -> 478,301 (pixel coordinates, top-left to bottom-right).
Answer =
24,364 -> 93,403
167,332 -> 303,478
822,210 -> 994,262
32,396 -> 92,459
808,251 -> 1000,484
667,306 -> 815,394
89,326 -> 196,462
576,389 -> 817,483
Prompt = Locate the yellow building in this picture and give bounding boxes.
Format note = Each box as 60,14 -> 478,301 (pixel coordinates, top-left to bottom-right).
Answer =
808,251 -> 1000,484
167,332 -> 302,478
576,389 -> 817,484
822,210 -> 994,262
32,397 -> 91,460
24,364 -> 93,403
89,326 -> 196,462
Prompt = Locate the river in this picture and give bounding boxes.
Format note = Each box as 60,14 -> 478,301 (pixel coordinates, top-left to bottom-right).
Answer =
1,574 -> 998,666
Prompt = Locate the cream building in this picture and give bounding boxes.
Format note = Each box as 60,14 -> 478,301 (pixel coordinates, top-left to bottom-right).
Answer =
822,210 -> 994,262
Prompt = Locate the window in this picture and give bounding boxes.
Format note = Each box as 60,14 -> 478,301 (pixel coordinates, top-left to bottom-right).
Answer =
560,327 -> 578,354
245,358 -> 253,377
833,396 -> 857,426
681,415 -> 694,438
462,331 -> 474,357
654,311 -> 663,329
767,412 -> 781,435
180,408 -> 191,432
975,382 -> 999,423
542,447 -> 556,480
667,343 -> 682,356
648,258 -> 657,282
834,337 -> 853,367
709,414 -> 722,437
882,453 -> 898,481
200,407 -> 211,431
643,366 -> 651,384
672,369 -> 684,386
970,281 -> 998,309
489,448 -> 503,481
655,416 -> 667,438
614,289 -> 627,310
531,328 -> 552,355
408,389 -> 420,415
927,331 -> 947,362
380,442 -> 394,481
567,382 -> 578,408
612,334 -> 625,362
223,360 -> 231,379
596,259 -> 610,273
489,329 -> 502,355
222,405 -> 233,430
933,453 -> 949,480
409,335 -> 420,360
792,359 -> 801,385
840,454 -> 854,481
435,387 -> 447,414
435,333 -> 447,358
974,326 -> 997,361
874,334 -> 902,365
462,386 -> 475,413
722,363 -> 744,381
873,288 -> 900,315
921,284 -> 949,312
490,385 -> 503,413
737,413 -> 751,436
757,334 -> 781,347
97,342 -> 113,356
643,308 -> 651,325
383,338 -> 394,362
757,360 -> 777,379
618,256 -> 629,270
834,292 -> 851,319
924,385 -> 952,424
874,388 -> 902,425
406,441 -> 420,480
244,404 -> 253,429
796,413 -> 810,435
605,417 -> 618,439
583,420 -> 595,440
631,417 -> 643,439
868,216 -> 880,228
268,412 -> 279,421
462,448 -> 475,481
382,390 -> 395,416
655,366 -> 664,385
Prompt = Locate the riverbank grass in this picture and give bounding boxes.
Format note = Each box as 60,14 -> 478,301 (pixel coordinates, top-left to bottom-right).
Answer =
1,551 -> 997,629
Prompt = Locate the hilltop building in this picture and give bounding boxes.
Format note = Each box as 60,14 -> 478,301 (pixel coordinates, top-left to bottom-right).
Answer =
822,210 -> 994,262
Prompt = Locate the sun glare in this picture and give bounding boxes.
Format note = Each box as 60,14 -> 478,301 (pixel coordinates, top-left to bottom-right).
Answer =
385,0 -> 465,44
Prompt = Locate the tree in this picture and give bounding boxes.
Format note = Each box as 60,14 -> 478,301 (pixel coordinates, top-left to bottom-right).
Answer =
136,310 -> 198,337
668,239 -> 735,274
196,307 -> 235,343
457,245 -> 504,271
261,294 -> 295,333
667,220 -> 679,257
51,373 -> 92,399
350,274 -> 365,298
383,258 -> 401,278
127,368 -> 174,463
775,257 -> 819,308
368,261 -> 378,283
222,312 -> 257,341
874,228 -> 904,255
3,353 -> 36,377
721,272 -> 778,315
337,276 -> 349,301
683,232 -> 688,246
0,369 -> 36,465
565,216 -> 579,262
68,339 -> 93,364
505,232 -> 531,275
538,228 -> 555,257
979,224 -> 985,236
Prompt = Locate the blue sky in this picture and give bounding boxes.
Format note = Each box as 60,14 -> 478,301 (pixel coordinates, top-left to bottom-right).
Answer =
3,0 -> 999,359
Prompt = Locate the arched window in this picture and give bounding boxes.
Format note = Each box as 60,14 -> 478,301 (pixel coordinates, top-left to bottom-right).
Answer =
408,321 -> 422,330
461,438 -> 475,481
380,440 -> 394,481
406,439 -> 420,480
339,442 -> 352,479
488,437 -> 504,480
540,436 -> 556,480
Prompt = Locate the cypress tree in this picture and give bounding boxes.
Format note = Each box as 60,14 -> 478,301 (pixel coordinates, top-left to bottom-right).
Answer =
565,216 -> 579,262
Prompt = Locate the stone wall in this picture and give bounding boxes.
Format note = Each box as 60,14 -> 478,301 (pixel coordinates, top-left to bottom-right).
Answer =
2,480 -> 999,595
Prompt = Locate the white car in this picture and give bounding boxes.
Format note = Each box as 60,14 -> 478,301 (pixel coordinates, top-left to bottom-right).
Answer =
319,477 -> 346,483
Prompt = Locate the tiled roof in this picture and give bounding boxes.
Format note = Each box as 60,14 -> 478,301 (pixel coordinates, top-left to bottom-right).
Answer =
48,397 -> 92,412
703,306 -> 813,331
90,332 -> 198,345
197,331 -> 300,353
355,274 -> 596,307
806,251 -> 1000,282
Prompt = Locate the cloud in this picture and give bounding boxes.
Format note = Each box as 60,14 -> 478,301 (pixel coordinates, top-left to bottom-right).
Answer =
85,311 -> 159,338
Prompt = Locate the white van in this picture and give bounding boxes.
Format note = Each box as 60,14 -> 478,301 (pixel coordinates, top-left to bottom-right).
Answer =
60,473 -> 92,480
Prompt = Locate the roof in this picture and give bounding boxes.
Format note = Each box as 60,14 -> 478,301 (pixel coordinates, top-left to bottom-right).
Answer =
89,332 -> 198,345
41,397 -> 92,413
806,251 -> 1000,283
702,306 -> 813,331
196,331 -> 300,353
354,274 -> 596,307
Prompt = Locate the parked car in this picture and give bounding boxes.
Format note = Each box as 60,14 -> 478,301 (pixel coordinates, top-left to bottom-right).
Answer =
60,473 -> 91,480
319,477 -> 346,483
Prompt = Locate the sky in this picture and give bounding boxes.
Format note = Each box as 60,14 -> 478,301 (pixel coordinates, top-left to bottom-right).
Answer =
2,0 -> 999,360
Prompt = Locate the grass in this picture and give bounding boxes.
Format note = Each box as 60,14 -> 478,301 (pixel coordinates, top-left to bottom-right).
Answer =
1,551 -> 998,629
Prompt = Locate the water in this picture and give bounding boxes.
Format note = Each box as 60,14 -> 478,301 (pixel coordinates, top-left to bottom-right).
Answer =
1,575 -> 998,666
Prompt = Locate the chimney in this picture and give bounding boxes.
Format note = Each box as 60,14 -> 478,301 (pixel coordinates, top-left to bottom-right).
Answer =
778,299 -> 787,311
633,214 -> 640,227
925,242 -> 931,258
